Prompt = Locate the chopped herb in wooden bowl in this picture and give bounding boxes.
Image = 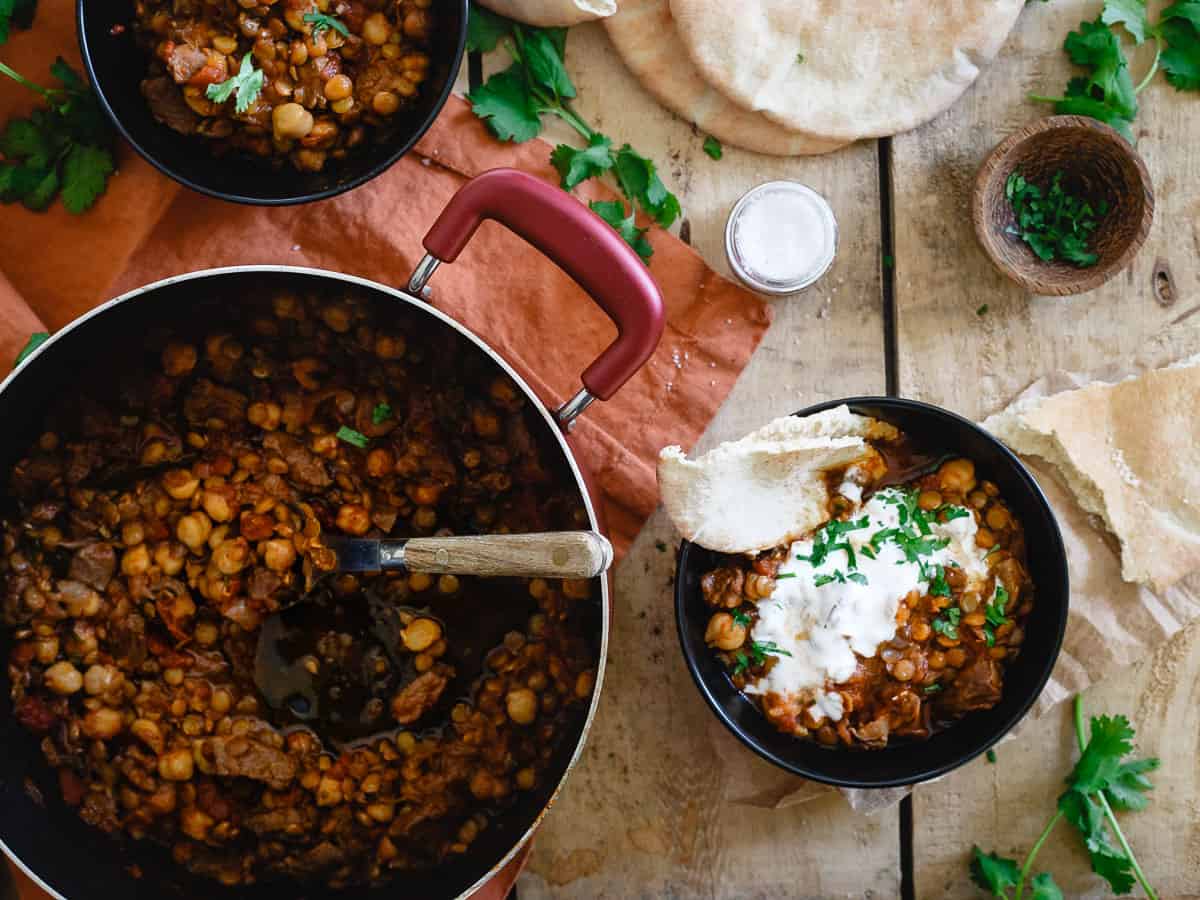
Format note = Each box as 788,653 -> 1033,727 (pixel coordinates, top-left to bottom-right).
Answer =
1005,170 -> 1107,268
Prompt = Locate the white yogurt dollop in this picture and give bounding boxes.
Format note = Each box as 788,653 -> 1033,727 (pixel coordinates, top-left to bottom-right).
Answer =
744,488 -> 990,719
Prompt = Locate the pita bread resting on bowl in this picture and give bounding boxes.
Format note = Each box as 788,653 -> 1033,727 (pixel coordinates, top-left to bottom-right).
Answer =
477,0 -> 615,26
657,406 -> 895,554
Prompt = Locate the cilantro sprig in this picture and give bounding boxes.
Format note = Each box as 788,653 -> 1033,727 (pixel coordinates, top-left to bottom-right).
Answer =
732,640 -> 792,675
0,0 -> 37,45
1031,2 -> 1200,141
982,584 -> 1011,647
303,11 -> 349,38
1005,171 -> 1106,268
0,58 -> 115,213
336,426 -> 369,449
702,136 -> 723,160
465,4 -> 680,262
205,53 -> 264,115
932,606 -> 961,640
968,696 -> 1158,899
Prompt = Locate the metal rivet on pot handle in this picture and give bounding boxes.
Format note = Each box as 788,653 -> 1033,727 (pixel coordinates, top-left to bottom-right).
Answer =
408,168 -> 666,430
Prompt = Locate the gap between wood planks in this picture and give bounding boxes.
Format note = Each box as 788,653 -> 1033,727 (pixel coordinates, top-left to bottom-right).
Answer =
467,49 -> 913,897
877,134 -> 916,900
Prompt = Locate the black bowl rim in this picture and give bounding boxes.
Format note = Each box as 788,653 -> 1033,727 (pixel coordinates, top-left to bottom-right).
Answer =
673,396 -> 1070,788
76,0 -> 469,207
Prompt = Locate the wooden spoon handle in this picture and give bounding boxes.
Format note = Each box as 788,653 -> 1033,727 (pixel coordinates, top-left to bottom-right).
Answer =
401,532 -> 613,579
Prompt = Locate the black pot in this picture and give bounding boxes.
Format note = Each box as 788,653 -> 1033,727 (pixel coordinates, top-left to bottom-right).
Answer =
674,397 -> 1070,789
77,0 -> 468,205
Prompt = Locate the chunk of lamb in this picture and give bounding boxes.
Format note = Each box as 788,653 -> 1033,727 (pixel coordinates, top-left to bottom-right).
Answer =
141,76 -> 199,135
940,656 -> 1003,716
67,542 -> 115,591
391,666 -> 452,725
196,728 -> 296,790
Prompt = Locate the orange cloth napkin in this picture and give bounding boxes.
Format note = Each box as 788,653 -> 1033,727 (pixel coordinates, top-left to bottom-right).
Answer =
1,6 -> 770,893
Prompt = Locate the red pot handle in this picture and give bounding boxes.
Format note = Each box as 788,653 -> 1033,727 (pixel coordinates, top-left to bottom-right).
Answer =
411,168 -> 665,408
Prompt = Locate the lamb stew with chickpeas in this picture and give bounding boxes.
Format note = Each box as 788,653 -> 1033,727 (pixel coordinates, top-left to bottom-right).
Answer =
134,0 -> 439,173
0,275 -> 600,890
700,426 -> 1034,750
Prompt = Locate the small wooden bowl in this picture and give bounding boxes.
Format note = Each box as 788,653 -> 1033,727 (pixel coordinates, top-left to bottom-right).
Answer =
972,116 -> 1154,296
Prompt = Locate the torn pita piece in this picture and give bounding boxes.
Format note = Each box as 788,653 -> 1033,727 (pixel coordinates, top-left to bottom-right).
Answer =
985,356 -> 1200,594
657,406 -> 892,554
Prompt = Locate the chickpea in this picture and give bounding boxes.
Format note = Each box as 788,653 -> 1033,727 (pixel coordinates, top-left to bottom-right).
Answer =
316,776 -> 343,806
704,612 -> 747,651
272,102 -> 314,141
985,506 -> 1010,530
891,659 -> 915,682
131,719 -> 164,754
83,707 -> 124,740
44,661 -> 82,695
408,572 -> 432,593
212,538 -> 250,575
212,34 -> 239,55
202,488 -> 235,523
324,74 -> 353,102
366,448 -> 393,478
300,119 -> 338,149
437,574 -> 460,595
362,12 -> 391,44
917,490 -> 942,511
161,342 -> 197,377
331,96 -> 354,115
195,621 -> 219,646
937,458 -> 977,494
33,635 -> 59,664
177,512 -> 213,551
159,749 -> 195,782
84,664 -> 122,696
975,528 -> 996,550
372,90 -> 400,115
910,621 -> 932,642
945,648 -> 968,668
262,538 -> 297,572
515,767 -> 536,790
247,401 -> 282,430
575,670 -> 595,699
335,504 -> 370,535
506,688 -> 538,725
121,520 -> 145,547
401,618 -> 442,653
121,544 -> 151,576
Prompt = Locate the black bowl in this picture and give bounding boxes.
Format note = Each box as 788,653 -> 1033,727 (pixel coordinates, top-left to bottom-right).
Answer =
77,0 -> 468,205
674,397 -> 1069,788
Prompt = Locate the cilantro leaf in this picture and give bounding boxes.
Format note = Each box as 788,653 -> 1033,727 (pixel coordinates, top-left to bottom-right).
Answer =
1102,0 -> 1152,43
205,53 -> 264,115
589,199 -> 653,262
1159,11 -> 1200,90
1029,871 -> 1065,900
14,331 -> 48,366
748,640 -> 790,666
467,2 -> 512,52
732,610 -> 751,627
303,12 -> 349,38
969,847 -> 1021,896
467,64 -> 542,143
939,505 -> 970,521
0,118 -> 50,166
336,426 -> 369,449
702,135 -> 722,160
371,403 -> 392,425
0,0 -> 36,45
614,144 -> 680,227
732,651 -> 749,675
14,164 -> 57,211
551,133 -> 613,191
1063,19 -> 1138,118
60,143 -> 114,214
932,607 -> 961,640
1066,715 -> 1135,794
928,566 -> 951,597
1102,756 -> 1159,811
515,26 -> 575,100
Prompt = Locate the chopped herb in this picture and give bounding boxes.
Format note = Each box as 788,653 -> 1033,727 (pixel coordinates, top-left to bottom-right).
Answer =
654,540 -> 667,553
205,53 -> 264,115
0,58 -> 116,213
976,304 -> 990,317
732,610 -> 752,627
860,544 -> 878,560
814,572 -> 842,587
928,566 -> 952,598
923,683 -> 943,694
940,505 -> 971,522
14,331 -> 49,365
986,748 -> 997,764
796,51 -> 806,63
1005,169 -> 1107,267
303,11 -> 349,37
732,651 -> 750,676
882,253 -> 894,269
335,426 -> 369,449
0,0 -> 37,45
847,572 -> 869,585
967,695 -> 1158,899
371,402 -> 392,425
775,572 -> 797,579
983,584 -> 1011,647
748,640 -> 791,666
702,135 -> 723,160
932,607 -> 961,640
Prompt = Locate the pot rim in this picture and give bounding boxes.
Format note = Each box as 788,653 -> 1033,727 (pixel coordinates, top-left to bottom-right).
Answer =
0,264 -> 610,900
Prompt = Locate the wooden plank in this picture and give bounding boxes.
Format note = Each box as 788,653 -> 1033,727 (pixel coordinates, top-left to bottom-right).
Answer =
462,22 -> 901,899
890,1 -> 1200,895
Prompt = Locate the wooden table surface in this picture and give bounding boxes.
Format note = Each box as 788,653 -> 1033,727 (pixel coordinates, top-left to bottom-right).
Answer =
463,2 -> 1200,897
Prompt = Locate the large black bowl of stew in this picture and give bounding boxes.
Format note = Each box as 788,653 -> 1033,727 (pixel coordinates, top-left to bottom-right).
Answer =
674,397 -> 1069,789
77,0 -> 468,205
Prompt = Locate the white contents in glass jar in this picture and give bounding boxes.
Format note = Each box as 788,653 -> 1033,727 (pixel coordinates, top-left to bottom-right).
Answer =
725,181 -> 838,295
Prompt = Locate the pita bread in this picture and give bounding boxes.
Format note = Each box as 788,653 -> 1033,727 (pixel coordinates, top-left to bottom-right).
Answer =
984,357 -> 1200,593
477,0 -> 615,27
667,0 -> 1025,142
604,0 -> 845,157
658,406 -> 889,553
